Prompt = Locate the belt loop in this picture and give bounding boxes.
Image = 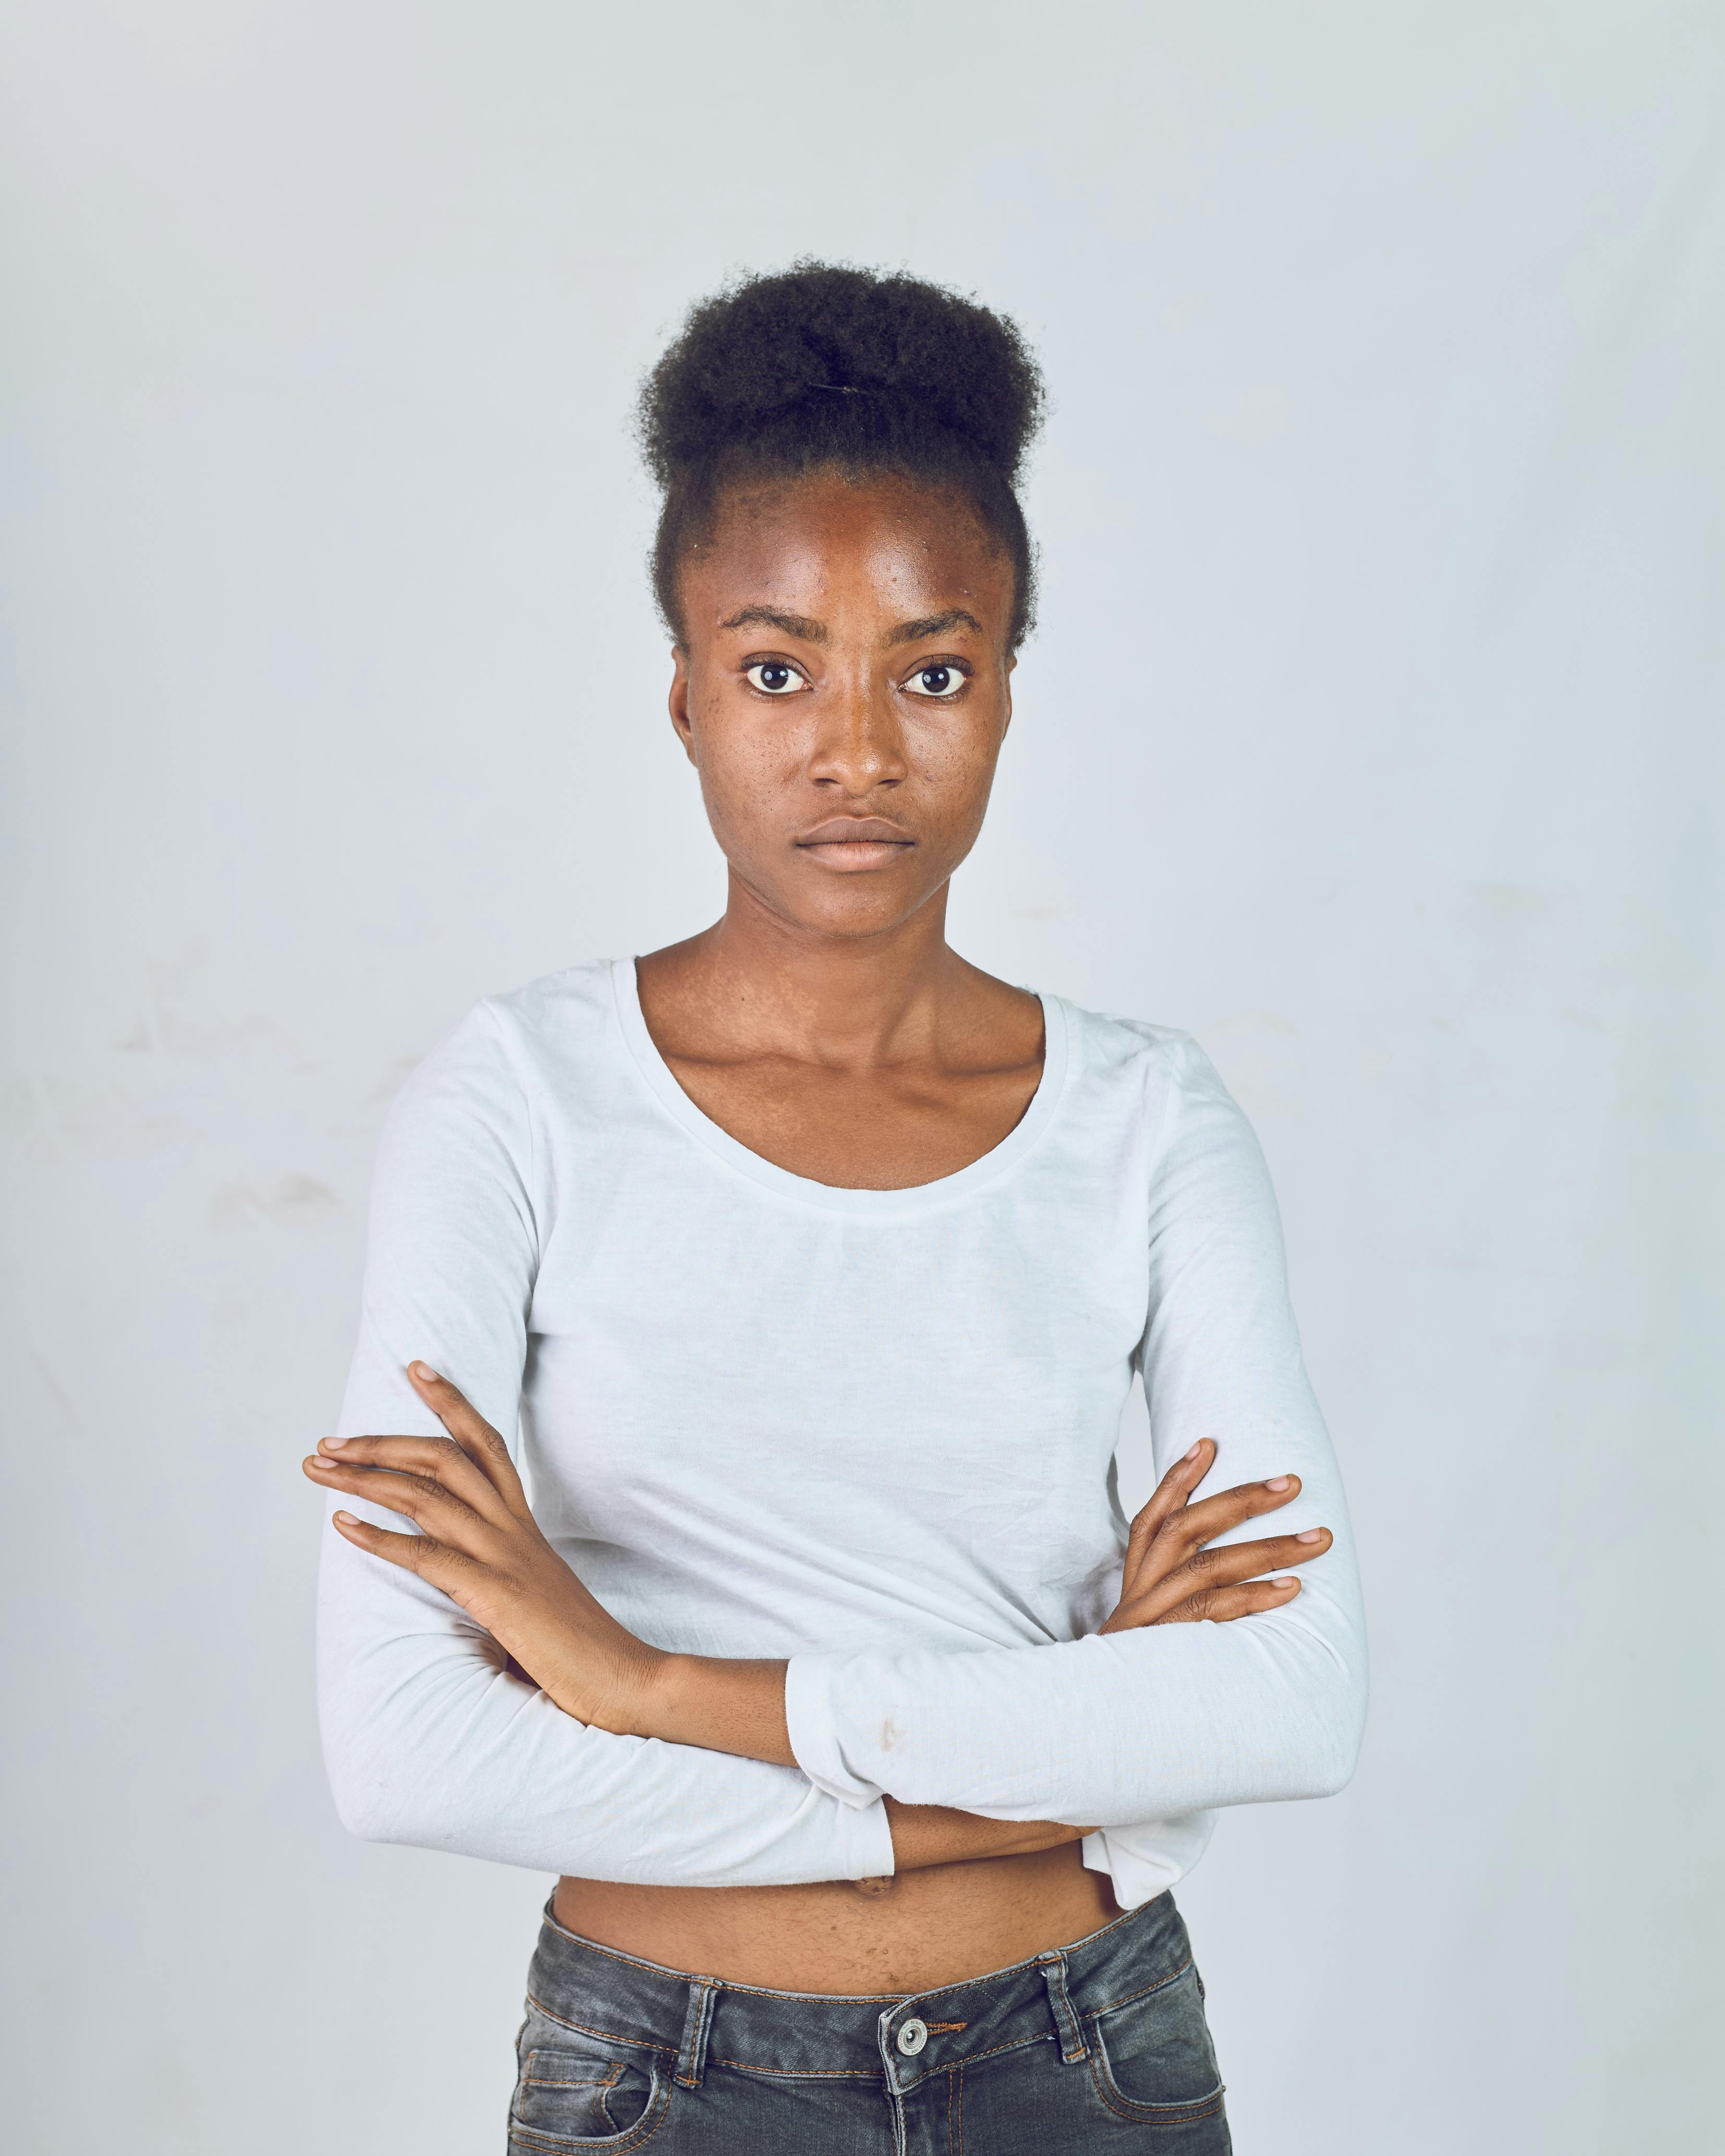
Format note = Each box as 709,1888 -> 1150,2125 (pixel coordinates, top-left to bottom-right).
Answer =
674,1974 -> 722,2089
1038,1949 -> 1089,2065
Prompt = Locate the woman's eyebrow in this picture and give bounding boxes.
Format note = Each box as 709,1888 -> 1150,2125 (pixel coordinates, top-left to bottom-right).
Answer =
716,605 -> 982,644
888,609 -> 982,644
719,606 -> 827,642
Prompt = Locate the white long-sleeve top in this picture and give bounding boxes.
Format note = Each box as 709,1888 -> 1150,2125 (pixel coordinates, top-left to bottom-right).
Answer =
317,958 -> 1366,1908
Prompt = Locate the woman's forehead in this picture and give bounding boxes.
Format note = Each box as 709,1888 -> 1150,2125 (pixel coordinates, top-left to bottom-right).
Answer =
685,473 -> 1012,633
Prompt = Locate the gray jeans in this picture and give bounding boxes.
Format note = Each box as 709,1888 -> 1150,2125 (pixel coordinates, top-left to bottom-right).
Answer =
509,1889 -> 1231,2152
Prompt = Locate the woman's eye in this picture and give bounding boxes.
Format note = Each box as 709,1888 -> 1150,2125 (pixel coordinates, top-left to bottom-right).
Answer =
903,663 -> 967,699
744,661 -> 805,695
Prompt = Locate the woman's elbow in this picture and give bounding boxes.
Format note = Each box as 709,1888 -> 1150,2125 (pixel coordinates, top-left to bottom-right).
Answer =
326,1754 -> 413,1846
321,1714 -> 454,1849
1287,1663 -> 1367,1800
1294,1720 -> 1363,1800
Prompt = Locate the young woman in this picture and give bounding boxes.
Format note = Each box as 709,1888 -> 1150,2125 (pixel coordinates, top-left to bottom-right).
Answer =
307,264 -> 1366,2154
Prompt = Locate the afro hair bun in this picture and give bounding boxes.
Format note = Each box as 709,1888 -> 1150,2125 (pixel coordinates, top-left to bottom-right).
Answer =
640,261 -> 1044,485
641,261 -> 1044,646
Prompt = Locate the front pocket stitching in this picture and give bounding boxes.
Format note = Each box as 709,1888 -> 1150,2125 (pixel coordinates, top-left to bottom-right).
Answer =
1085,2043 -> 1226,2129
511,2051 -> 671,2155
1084,1952 -> 1195,2022
525,1992 -> 677,2058
523,2057 -> 626,2092
508,2071 -> 673,2156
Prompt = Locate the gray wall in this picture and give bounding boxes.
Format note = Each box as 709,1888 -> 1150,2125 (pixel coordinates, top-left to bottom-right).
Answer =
3,4 -> 1719,2149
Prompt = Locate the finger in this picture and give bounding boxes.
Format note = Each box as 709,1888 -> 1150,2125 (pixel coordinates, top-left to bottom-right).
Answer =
1153,1577 -> 1306,1625
1174,1526 -> 1332,1593
1113,1526 -> 1331,1629
304,1455 -> 499,1556
312,1431 -> 513,1527
1159,1474 -> 1304,1556
406,1363 -> 530,1513
328,1510 -> 480,1597
1123,1440 -> 1217,1580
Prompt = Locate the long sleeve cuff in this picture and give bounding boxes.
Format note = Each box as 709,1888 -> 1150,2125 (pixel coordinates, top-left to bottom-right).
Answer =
830,1784 -> 897,1875
785,1652 -> 888,1808
1082,1818 -> 1217,1910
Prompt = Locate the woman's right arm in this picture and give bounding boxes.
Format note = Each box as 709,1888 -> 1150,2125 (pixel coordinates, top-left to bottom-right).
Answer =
316,1004 -> 894,1888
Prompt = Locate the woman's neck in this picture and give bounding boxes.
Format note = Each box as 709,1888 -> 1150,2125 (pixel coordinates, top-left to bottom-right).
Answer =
642,871 -> 982,1074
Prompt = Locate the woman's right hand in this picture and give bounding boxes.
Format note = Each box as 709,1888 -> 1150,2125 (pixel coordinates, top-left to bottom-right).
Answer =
1097,1438 -> 1331,1634
890,1441 -> 1331,1875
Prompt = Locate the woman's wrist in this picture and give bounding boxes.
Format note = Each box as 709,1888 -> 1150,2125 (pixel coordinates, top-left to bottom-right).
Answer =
638,1651 -> 797,1767
887,1799 -> 1093,1871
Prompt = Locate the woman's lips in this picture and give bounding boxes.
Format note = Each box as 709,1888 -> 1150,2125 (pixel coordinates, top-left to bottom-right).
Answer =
800,839 -> 912,870
794,818 -> 915,870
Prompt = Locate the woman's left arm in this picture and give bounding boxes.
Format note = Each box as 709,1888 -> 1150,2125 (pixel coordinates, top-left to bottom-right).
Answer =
773,1034 -> 1367,1825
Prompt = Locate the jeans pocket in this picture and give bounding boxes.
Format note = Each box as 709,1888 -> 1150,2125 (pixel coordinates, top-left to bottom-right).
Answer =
509,2033 -> 669,2151
1087,1962 -> 1227,2135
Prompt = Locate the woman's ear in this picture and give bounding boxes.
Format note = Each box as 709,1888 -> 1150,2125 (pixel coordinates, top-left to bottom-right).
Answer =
668,646 -> 697,765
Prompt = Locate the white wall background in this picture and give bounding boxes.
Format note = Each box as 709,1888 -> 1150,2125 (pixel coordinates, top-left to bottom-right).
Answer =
2,4 -> 1719,2150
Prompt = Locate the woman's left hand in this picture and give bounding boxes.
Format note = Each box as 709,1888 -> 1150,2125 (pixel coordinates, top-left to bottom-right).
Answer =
305,1364 -> 666,1736
1097,1436 -> 1331,1633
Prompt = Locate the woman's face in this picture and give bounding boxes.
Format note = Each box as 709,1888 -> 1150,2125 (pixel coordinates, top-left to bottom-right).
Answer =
669,471 -> 1017,941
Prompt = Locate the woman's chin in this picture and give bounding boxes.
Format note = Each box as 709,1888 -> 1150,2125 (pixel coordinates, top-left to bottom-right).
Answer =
737,864 -> 945,942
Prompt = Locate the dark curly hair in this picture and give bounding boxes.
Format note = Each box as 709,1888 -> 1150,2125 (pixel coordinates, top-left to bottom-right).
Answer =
639,262 -> 1045,648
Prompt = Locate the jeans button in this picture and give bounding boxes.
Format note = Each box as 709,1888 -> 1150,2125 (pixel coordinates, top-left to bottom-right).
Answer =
896,2017 -> 928,2057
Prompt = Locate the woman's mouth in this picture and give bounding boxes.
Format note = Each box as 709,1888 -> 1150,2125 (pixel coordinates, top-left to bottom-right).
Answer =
794,818 -> 915,870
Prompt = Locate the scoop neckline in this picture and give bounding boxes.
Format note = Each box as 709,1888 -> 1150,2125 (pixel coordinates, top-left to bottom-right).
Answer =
609,955 -> 1070,1216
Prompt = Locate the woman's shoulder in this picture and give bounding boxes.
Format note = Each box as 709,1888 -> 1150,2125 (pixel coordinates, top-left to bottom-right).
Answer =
1053,993 -> 1230,1105
1054,996 -> 1275,1215
480,957 -> 621,1050
392,959 -> 624,1117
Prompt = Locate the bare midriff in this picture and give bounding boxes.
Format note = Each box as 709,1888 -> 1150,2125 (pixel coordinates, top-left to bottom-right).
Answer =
552,1845 -> 1119,1994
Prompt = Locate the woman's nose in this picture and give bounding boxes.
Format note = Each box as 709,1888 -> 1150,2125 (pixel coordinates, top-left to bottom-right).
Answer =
806,682 -> 909,792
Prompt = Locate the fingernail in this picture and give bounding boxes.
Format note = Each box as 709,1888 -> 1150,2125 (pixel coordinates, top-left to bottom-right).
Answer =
321,1437 -> 347,1452
1184,1442 -> 1203,1461
1275,1577 -> 1301,1591
410,1362 -> 439,1383
1296,1529 -> 1324,1543
1266,1475 -> 1292,1491
333,1510 -> 358,1527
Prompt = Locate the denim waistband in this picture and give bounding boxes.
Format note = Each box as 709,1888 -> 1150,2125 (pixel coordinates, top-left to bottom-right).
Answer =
525,1889 -> 1192,2099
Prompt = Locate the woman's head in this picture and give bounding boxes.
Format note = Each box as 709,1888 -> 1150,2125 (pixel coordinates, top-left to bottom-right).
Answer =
640,265 -> 1046,943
